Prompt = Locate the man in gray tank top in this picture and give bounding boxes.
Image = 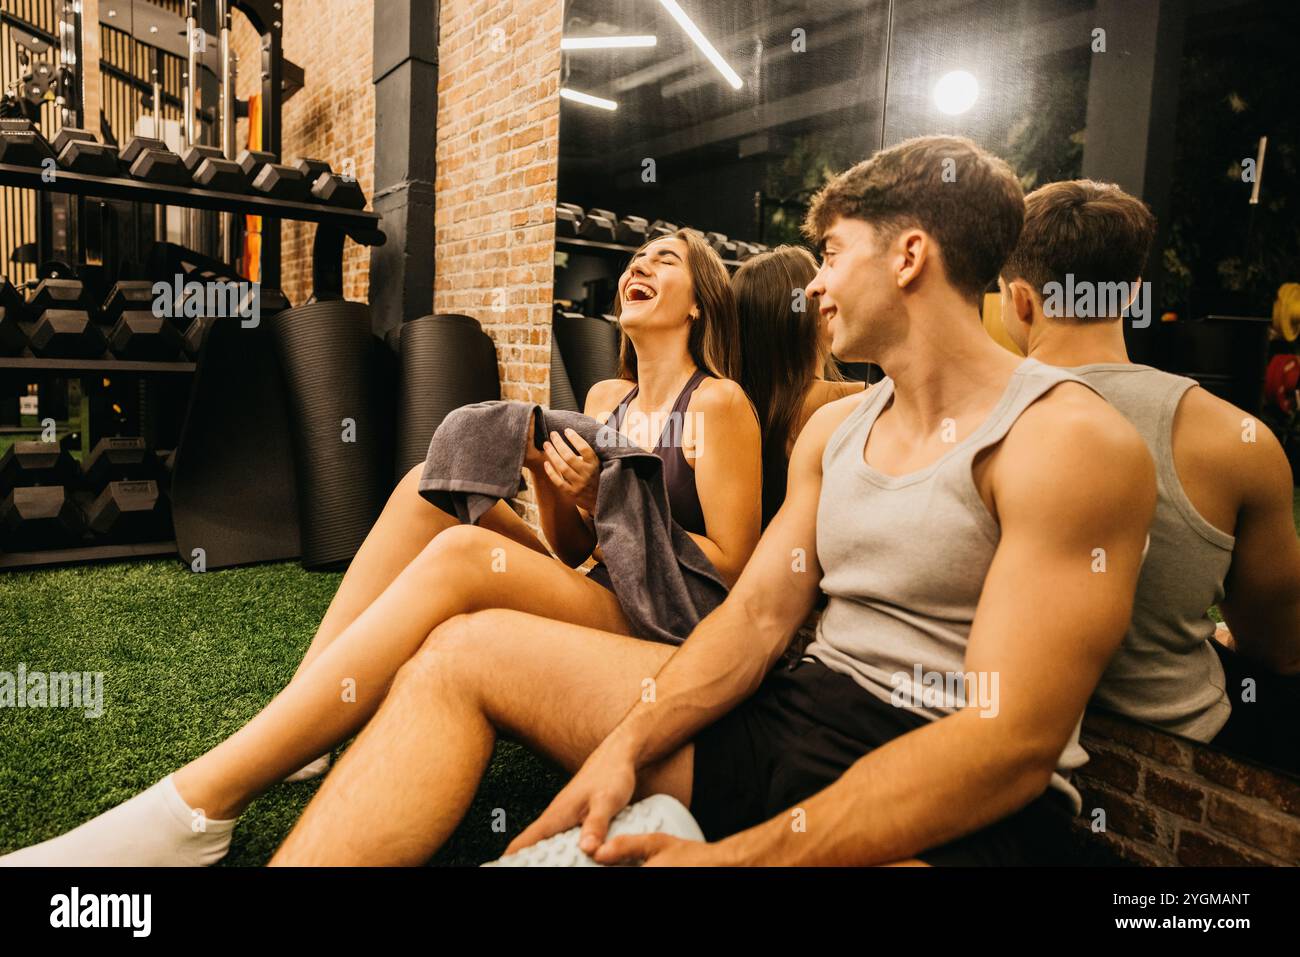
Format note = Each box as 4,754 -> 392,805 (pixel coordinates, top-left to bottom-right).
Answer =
268,137 -> 1161,867
997,180 -> 1300,754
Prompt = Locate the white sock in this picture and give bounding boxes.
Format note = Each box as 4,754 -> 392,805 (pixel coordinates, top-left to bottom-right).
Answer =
0,774 -> 236,867
283,752 -> 331,783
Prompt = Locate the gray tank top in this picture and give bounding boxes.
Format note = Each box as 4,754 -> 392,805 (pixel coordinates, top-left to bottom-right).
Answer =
1070,363 -> 1234,741
804,358 -> 1093,811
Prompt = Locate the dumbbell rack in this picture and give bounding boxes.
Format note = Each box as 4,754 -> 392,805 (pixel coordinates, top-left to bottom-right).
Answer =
556,236 -> 744,269
0,164 -> 385,570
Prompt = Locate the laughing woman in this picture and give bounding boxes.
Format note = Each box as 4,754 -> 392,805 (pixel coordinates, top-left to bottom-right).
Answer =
0,229 -> 762,866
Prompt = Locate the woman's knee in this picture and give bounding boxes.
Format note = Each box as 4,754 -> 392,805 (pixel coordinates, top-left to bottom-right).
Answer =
393,612 -> 480,693
412,524 -> 506,583
397,609 -> 509,690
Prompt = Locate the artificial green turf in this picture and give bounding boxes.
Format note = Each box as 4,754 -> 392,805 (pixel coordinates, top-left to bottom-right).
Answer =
2,490 -> 1298,865
0,559 -> 563,866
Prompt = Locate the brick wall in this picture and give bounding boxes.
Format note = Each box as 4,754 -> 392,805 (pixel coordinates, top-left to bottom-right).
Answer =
1070,711 -> 1300,866
231,0 -> 562,526
432,0 -> 562,405
431,0 -> 563,525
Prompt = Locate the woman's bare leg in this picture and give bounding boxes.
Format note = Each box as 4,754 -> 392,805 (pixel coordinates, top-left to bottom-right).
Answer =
172,522 -> 634,819
273,609 -> 683,865
290,464 -> 552,680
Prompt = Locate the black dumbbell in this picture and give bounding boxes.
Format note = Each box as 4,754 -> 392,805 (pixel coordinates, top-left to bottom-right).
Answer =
181,144 -> 225,172
293,158 -> 332,184
236,149 -> 276,183
51,128 -> 96,153
0,118 -> 56,167
101,280 -> 159,324
556,203 -> 584,238
27,277 -> 91,314
22,310 -> 108,359
578,208 -> 618,243
193,157 -> 245,192
0,440 -> 81,493
129,148 -> 192,186
108,311 -> 185,361
0,306 -> 26,355
56,135 -> 120,177
0,486 -> 86,549
82,436 -> 156,489
85,479 -> 168,541
251,162 -> 310,201
181,316 -> 211,357
616,216 -> 649,246
648,219 -> 678,239
311,172 -> 366,209
1,278 -> 29,355
1,277 -> 30,318
120,136 -> 169,166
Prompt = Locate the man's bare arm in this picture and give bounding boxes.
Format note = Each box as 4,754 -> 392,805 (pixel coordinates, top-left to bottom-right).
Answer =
1218,426 -> 1300,674
606,397 -> 855,766
507,395 -> 864,855
700,387 -> 1157,864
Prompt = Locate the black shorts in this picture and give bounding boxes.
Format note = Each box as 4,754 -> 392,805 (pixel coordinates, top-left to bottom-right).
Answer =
689,656 -> 1075,865
586,561 -> 614,592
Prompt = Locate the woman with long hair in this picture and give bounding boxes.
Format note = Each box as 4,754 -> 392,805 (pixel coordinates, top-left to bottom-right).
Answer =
1,230 -> 763,867
733,245 -> 865,527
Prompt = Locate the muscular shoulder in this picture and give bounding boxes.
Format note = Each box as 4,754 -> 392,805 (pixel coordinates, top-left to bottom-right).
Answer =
995,381 -> 1156,522
788,383 -> 877,469
1173,385 -> 1289,507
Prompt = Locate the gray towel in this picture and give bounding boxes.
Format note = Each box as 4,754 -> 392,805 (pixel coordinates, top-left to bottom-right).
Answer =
418,400 -> 728,644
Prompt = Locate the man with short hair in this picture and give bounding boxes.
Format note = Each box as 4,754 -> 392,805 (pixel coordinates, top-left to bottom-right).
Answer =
271,137 -> 1156,867
997,179 -> 1300,753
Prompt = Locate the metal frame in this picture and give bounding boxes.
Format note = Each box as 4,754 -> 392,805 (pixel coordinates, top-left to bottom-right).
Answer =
368,0 -> 437,336
0,162 -> 381,235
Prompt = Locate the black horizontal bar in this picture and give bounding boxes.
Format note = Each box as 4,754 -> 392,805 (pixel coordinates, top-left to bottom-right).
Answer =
0,357 -> 197,374
0,540 -> 176,570
97,59 -> 187,114
0,12 -> 57,48
0,164 -> 384,244
556,235 -> 739,267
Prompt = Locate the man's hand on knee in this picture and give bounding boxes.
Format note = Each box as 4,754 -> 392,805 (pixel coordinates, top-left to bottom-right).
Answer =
507,738 -> 638,856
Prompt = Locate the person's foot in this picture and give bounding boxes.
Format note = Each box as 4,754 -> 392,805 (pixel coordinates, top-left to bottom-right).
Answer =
283,752 -> 332,783
0,774 -> 236,867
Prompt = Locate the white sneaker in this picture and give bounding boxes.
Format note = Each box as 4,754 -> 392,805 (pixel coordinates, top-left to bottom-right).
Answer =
283,753 -> 331,783
483,794 -> 704,867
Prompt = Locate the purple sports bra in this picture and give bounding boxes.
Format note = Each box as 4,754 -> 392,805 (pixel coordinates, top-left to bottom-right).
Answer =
605,367 -> 710,536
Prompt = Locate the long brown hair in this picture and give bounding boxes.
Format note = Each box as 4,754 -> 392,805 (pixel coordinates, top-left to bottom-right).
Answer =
612,229 -> 740,382
733,245 -> 843,525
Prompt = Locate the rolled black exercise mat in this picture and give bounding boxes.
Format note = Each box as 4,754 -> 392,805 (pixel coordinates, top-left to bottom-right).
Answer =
553,312 -> 621,410
171,314 -> 302,569
549,327 -> 580,412
394,313 -> 500,481
268,300 -> 389,570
